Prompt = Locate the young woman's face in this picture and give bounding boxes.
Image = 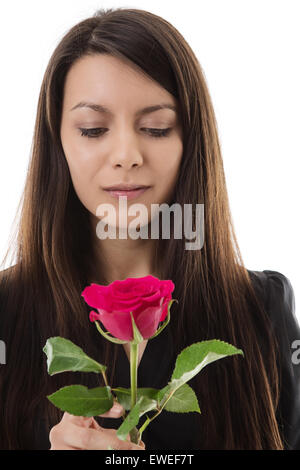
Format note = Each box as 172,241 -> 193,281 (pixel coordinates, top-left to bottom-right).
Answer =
60,54 -> 183,230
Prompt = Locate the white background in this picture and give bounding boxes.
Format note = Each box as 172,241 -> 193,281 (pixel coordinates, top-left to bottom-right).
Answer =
0,0 -> 299,321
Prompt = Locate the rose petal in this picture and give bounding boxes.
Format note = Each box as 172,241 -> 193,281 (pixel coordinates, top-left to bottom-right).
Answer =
96,309 -> 134,341
135,304 -> 165,339
81,284 -> 113,310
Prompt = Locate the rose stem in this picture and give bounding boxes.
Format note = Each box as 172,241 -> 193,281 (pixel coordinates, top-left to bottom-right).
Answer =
129,341 -> 140,444
101,370 -> 109,387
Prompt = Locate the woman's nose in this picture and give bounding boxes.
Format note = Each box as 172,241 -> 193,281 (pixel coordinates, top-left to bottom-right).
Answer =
108,129 -> 144,169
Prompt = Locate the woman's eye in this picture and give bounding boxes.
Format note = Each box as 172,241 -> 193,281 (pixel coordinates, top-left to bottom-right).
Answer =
141,128 -> 172,138
79,128 -> 107,138
78,127 -> 172,139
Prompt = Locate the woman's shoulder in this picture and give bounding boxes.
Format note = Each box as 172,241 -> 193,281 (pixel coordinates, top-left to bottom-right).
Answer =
247,268 -> 300,449
247,268 -> 294,301
247,268 -> 297,332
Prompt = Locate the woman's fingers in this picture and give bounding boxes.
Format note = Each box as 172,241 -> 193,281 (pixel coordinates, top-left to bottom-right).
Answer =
50,409 -> 145,450
98,401 -> 124,418
138,439 -> 146,449
50,444 -> 80,450
61,423 -> 143,450
62,400 -> 124,428
62,412 -> 94,427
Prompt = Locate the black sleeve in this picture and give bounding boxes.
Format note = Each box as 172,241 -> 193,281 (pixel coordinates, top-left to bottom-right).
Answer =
262,270 -> 300,449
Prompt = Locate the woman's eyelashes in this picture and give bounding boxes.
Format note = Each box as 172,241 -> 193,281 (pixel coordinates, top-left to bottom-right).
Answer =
78,127 -> 172,139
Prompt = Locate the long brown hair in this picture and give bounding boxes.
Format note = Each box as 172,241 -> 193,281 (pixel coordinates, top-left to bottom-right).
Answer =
0,7 -> 283,449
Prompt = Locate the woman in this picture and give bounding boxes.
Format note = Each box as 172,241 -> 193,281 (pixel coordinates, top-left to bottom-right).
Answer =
0,7 -> 299,450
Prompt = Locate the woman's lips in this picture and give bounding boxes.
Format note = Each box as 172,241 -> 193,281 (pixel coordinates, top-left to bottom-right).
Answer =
104,187 -> 150,200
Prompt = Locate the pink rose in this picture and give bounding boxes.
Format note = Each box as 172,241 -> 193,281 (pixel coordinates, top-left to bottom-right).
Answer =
81,276 -> 175,341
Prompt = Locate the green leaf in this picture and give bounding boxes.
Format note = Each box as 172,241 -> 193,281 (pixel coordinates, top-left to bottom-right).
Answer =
113,387 -> 159,412
158,340 -> 243,408
172,340 -> 244,381
113,391 -> 159,441
116,400 -> 141,441
159,383 -> 201,414
114,385 -> 200,440
114,385 -> 200,415
47,384 -> 113,417
43,337 -> 106,375
134,395 -> 158,417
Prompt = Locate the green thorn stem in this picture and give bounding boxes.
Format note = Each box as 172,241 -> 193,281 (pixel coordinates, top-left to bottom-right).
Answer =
129,341 -> 140,444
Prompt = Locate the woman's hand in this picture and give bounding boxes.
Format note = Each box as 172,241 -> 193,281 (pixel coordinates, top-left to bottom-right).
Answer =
49,401 -> 146,450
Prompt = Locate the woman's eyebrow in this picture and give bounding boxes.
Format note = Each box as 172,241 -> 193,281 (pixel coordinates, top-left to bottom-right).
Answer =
69,101 -> 177,116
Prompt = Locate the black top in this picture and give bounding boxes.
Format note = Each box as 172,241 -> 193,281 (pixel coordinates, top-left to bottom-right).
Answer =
1,269 -> 300,449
